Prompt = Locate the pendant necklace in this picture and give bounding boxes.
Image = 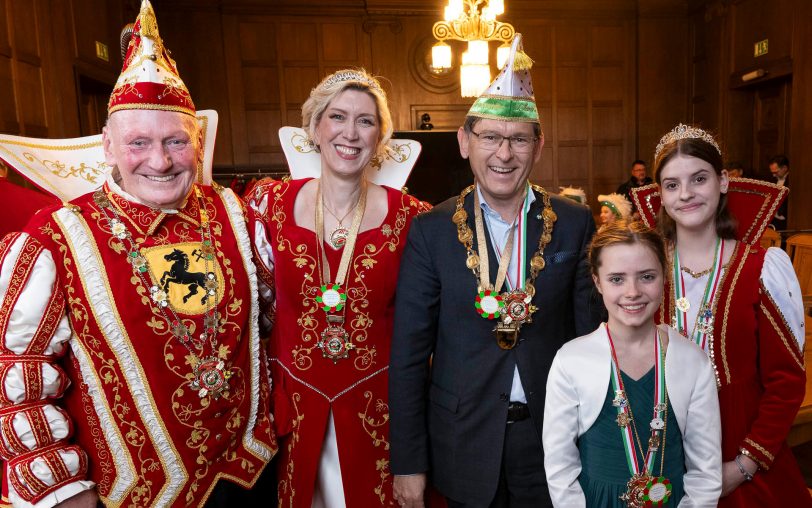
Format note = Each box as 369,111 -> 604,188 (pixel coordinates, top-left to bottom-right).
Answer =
314,179 -> 367,362
452,183 -> 556,350
671,238 -> 724,351
607,325 -> 672,508
322,192 -> 361,249
95,187 -> 232,400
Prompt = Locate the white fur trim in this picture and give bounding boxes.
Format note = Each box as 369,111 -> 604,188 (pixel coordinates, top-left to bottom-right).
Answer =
219,188 -> 273,460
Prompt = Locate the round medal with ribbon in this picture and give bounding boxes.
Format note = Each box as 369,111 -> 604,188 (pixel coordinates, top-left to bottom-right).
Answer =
642,476 -> 672,506
317,284 -> 346,312
475,289 -> 504,319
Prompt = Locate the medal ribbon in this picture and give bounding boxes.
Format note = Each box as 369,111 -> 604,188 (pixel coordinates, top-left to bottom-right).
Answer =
606,326 -> 666,477
474,189 -> 515,293
315,180 -> 367,286
490,183 -> 533,292
673,238 -> 724,350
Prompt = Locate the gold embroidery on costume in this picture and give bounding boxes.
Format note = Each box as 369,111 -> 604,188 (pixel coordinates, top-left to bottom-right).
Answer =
45,222 -> 157,507
759,302 -> 804,369
759,282 -> 805,365
368,143 -> 413,171
108,77 -> 139,105
20,153 -> 106,183
278,392 -> 304,504
0,238 -> 41,337
745,438 -> 775,462
740,446 -> 770,470
719,243 -> 747,385
359,390 -> 391,504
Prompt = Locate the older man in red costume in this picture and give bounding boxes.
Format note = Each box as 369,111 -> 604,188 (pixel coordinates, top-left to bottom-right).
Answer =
0,2 -> 277,506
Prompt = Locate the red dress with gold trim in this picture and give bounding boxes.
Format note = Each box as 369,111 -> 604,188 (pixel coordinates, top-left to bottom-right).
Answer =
0,182 -> 277,507
253,178 -> 429,507
658,242 -> 811,507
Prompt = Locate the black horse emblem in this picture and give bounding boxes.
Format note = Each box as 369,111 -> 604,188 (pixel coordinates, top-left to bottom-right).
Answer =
160,249 -> 210,304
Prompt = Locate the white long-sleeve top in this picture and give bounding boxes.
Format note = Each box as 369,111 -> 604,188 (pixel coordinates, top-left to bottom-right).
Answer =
543,323 -> 722,507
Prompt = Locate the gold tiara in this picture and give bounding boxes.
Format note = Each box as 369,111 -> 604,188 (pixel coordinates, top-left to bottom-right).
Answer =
655,123 -> 721,159
320,70 -> 384,95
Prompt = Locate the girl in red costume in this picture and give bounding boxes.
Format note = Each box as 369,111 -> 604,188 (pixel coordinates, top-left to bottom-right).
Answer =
633,124 -> 810,506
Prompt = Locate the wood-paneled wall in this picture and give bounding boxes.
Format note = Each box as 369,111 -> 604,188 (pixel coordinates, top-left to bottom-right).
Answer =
0,0 -> 125,138
153,1 -> 643,213
1,0 -> 810,227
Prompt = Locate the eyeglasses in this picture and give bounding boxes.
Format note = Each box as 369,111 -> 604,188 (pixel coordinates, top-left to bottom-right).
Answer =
469,130 -> 538,154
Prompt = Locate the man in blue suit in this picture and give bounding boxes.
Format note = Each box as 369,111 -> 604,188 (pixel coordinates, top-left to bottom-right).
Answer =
389,34 -> 603,508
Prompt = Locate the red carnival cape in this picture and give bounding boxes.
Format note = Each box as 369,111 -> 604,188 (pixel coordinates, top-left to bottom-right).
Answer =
630,177 -> 787,245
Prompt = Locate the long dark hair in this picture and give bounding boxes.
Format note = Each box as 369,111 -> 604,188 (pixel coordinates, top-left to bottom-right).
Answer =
653,136 -> 737,242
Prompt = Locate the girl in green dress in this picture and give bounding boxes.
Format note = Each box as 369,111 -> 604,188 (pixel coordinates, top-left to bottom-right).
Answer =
543,220 -> 721,507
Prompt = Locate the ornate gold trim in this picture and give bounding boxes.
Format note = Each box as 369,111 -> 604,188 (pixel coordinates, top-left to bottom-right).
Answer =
759,301 -> 804,370
69,339 -> 137,502
739,447 -> 770,470
55,208 -> 188,506
744,438 -> 775,461
219,187 -> 276,462
718,242 -> 746,385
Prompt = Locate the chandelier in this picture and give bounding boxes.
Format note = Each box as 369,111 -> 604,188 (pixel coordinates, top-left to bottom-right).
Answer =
431,0 -> 516,97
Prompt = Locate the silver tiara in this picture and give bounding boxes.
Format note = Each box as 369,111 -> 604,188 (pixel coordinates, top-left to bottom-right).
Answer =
320,70 -> 384,95
655,123 -> 721,159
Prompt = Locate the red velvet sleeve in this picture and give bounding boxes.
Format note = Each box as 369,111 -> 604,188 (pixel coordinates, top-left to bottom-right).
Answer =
739,281 -> 806,469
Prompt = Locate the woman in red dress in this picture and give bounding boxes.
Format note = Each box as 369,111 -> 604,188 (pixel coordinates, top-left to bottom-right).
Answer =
634,124 -> 811,506
250,69 -> 430,507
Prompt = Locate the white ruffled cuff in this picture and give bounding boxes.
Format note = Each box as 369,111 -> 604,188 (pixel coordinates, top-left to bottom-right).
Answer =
8,479 -> 95,508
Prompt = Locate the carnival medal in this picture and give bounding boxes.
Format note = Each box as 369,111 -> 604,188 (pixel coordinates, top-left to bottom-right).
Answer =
607,326 -> 671,508
191,356 -> 233,399
313,181 -> 367,363
318,315 -> 355,363
457,184 -> 555,350
475,289 -> 504,319
672,238 -> 724,350
642,476 -> 672,506
317,284 -> 346,312
96,187 -> 233,402
620,474 -> 649,508
329,227 -> 349,249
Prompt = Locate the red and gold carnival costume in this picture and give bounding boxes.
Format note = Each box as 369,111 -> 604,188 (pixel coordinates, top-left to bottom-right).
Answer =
252,178 -> 430,506
0,3 -> 277,505
0,182 -> 277,507
634,178 -> 812,507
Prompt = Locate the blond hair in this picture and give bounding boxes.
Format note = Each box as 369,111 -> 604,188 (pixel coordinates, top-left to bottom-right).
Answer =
301,69 -> 393,156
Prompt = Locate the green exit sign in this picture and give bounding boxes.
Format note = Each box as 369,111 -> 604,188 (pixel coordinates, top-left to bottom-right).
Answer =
754,39 -> 769,57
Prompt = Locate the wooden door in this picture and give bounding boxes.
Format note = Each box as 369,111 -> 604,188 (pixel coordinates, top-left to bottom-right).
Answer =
752,78 -> 791,178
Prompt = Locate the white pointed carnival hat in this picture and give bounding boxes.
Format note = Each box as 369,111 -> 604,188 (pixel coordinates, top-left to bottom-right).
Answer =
108,0 -> 195,116
278,126 -> 421,189
467,33 -> 539,123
